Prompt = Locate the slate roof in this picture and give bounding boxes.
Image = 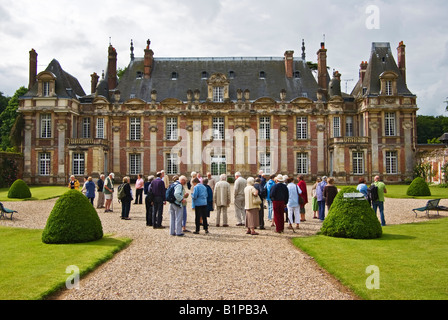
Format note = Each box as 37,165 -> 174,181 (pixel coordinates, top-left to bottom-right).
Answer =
22,59 -> 86,99
112,56 -> 322,103
351,42 -> 414,97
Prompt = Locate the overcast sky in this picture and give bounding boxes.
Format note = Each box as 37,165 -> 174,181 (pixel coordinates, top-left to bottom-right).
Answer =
0,0 -> 447,116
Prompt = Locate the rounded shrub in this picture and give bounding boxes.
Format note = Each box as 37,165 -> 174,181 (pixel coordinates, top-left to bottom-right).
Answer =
7,179 -> 32,199
42,189 -> 103,244
406,177 -> 431,197
320,186 -> 382,239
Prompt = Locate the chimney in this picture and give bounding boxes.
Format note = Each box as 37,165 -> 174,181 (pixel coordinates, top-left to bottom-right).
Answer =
284,50 -> 294,78
107,45 -> 117,90
317,42 -> 328,91
397,41 -> 406,84
359,61 -> 368,83
144,39 -> 154,79
29,49 -> 38,90
90,72 -> 99,94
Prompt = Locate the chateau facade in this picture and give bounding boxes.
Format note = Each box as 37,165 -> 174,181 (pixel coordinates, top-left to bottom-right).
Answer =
18,39 -> 418,185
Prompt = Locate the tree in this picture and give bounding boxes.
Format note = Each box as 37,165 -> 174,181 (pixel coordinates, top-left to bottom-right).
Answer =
0,86 -> 27,151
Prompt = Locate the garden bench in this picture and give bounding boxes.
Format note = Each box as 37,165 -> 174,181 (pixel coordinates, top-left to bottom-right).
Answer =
412,199 -> 447,217
0,202 -> 17,220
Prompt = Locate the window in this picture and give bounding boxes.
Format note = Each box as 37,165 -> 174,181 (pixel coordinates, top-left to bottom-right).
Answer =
211,155 -> 226,176
385,112 -> 396,136
130,117 -> 141,140
213,86 -> 224,102
297,153 -> 308,174
362,87 -> 367,95
39,153 -> 51,176
346,116 -> 354,137
129,154 -> 141,175
294,71 -> 301,79
96,118 -> 104,139
296,116 -> 308,140
260,153 -> 271,174
259,71 -> 266,79
43,82 -> 50,96
171,72 -> 178,80
82,118 -> 91,139
259,117 -> 271,140
353,152 -> 364,175
333,116 -> 341,138
201,71 -> 208,79
386,80 -> 393,95
212,117 -> 225,140
40,114 -> 52,138
166,153 -> 179,175
73,153 -> 85,176
229,71 -> 235,79
136,71 -> 143,79
386,151 -> 398,174
166,117 -> 178,141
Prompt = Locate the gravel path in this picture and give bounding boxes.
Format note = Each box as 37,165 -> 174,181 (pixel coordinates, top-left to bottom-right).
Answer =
1,186 -> 446,300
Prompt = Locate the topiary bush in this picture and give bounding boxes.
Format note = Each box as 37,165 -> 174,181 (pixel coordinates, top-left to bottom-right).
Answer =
7,179 -> 32,199
320,186 -> 382,239
406,177 -> 431,197
42,189 -> 103,244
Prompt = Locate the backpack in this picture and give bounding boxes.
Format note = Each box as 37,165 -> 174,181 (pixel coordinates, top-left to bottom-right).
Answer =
165,182 -> 179,204
367,183 -> 379,202
117,183 -> 126,200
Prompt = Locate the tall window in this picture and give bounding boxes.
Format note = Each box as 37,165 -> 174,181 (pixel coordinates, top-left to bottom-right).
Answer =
333,116 -> 341,138
213,86 -> 224,102
96,118 -> 104,139
346,116 -> 354,137
166,153 -> 179,175
260,153 -> 271,174
386,80 -> 393,95
73,153 -> 85,176
260,117 -> 271,140
296,116 -> 308,140
40,114 -> 52,138
385,112 -> 396,136
82,118 -> 91,138
129,154 -> 141,175
211,155 -> 226,176
386,151 -> 398,174
353,152 -> 364,175
166,117 -> 178,141
43,82 -> 50,96
297,153 -> 308,174
39,153 -> 51,176
130,117 -> 141,141
212,117 -> 225,140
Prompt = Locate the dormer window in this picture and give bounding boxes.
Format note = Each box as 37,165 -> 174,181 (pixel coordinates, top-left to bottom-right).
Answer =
229,71 -> 235,79
213,87 -> 224,102
36,71 -> 56,97
259,71 -> 266,79
207,73 -> 229,103
136,71 -> 143,79
385,80 -> 392,95
43,82 -> 50,96
201,71 -> 208,79
294,71 -> 301,79
379,71 -> 398,96
171,72 -> 178,80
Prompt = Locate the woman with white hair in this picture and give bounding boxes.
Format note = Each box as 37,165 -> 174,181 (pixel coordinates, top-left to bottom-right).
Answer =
244,177 -> 261,235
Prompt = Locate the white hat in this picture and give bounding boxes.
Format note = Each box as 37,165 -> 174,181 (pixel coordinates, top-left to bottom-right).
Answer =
276,174 -> 284,182
109,172 -> 115,178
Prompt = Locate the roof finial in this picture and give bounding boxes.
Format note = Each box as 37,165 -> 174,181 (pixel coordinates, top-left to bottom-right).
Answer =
301,39 -> 306,60
109,36 -> 112,46
130,39 -> 134,61
146,39 -> 151,50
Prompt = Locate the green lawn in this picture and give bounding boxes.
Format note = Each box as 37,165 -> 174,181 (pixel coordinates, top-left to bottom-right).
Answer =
384,184 -> 448,199
0,226 -> 131,300
292,218 -> 448,300
0,186 -> 68,201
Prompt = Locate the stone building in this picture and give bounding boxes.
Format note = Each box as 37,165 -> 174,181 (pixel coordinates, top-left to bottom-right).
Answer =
18,39 -> 418,185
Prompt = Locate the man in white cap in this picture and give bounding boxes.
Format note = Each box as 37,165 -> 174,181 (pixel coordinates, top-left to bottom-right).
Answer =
103,172 -> 115,212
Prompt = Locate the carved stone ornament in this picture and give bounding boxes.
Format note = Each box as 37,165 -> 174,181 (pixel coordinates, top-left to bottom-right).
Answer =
280,125 -> 289,132
186,125 -> 193,132
57,123 -> 67,131
402,121 -> 413,130
369,122 -> 379,130
317,124 -> 325,132
149,126 -> 158,133
25,124 -> 34,131
112,126 -> 121,133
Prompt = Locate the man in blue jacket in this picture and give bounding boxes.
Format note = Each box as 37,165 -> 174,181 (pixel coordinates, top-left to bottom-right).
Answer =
264,174 -> 276,224
149,172 -> 166,229
191,177 -> 209,234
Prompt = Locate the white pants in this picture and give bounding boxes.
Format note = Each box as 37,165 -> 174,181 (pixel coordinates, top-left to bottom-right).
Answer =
287,206 -> 301,224
234,196 -> 246,224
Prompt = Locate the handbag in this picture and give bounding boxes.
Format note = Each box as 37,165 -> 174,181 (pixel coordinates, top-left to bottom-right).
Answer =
252,187 -> 262,206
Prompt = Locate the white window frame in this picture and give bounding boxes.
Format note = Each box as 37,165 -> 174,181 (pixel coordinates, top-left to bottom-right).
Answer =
129,154 -> 141,175
346,116 -> 354,137
260,117 -> 271,140
39,153 -> 51,176
296,116 -> 308,140
40,114 -> 52,138
130,117 -> 141,141
73,153 -> 85,176
212,117 -> 225,141
297,153 -> 308,174
260,153 -> 271,175
213,86 -> 224,102
333,116 -> 341,138
82,118 -> 91,139
96,118 -> 105,139
385,112 -> 396,136
386,80 -> 393,96
43,82 -> 50,97
166,117 -> 178,141
386,151 -> 398,174
353,152 -> 364,175
166,153 -> 179,175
